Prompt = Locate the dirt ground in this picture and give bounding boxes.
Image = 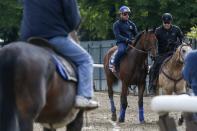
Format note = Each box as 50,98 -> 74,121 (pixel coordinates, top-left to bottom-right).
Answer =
34,92 -> 186,131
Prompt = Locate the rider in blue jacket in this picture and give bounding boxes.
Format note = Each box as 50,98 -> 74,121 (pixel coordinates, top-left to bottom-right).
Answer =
112,5 -> 138,72
182,50 -> 197,95
20,0 -> 98,109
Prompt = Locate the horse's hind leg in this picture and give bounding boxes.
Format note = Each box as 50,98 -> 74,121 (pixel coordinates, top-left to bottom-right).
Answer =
16,76 -> 47,131
106,73 -> 117,121
67,110 -> 84,131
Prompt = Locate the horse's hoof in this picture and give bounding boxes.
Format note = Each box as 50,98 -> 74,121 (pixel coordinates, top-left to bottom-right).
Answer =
178,118 -> 184,126
111,114 -> 117,121
118,118 -> 125,123
140,120 -> 145,124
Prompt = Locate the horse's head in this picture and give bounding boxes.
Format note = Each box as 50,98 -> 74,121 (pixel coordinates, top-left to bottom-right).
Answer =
140,28 -> 158,57
175,42 -> 192,63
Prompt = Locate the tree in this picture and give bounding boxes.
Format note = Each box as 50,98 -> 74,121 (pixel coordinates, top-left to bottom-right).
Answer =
0,0 -> 22,44
78,0 -> 197,40
187,26 -> 197,39
0,0 -> 196,41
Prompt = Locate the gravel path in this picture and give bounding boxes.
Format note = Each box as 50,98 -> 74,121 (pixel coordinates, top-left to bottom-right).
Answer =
34,92 -> 186,131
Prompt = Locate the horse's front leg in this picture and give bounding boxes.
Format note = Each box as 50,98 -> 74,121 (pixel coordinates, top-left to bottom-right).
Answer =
138,84 -> 145,123
107,76 -> 117,121
18,114 -> 34,131
119,83 -> 128,122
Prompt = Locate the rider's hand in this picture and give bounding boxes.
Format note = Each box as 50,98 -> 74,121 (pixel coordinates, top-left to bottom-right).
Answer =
151,56 -> 156,61
126,39 -> 133,45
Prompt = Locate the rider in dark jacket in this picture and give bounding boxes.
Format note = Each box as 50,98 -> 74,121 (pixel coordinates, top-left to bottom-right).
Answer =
149,13 -> 183,94
20,0 -> 98,109
183,50 -> 197,96
112,5 -> 138,72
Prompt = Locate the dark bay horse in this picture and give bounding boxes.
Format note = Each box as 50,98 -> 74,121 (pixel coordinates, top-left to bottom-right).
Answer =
104,28 -> 157,123
0,37 -> 84,131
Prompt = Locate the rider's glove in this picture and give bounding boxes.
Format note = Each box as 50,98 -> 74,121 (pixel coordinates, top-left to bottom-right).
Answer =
151,56 -> 156,61
126,39 -> 133,45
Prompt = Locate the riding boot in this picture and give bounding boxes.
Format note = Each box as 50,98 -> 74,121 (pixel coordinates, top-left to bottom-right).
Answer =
149,76 -> 156,95
149,85 -> 156,96
149,66 -> 156,95
149,74 -> 153,91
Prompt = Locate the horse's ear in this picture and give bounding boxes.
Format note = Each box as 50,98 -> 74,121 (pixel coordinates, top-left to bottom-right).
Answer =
153,26 -> 156,32
146,27 -> 148,32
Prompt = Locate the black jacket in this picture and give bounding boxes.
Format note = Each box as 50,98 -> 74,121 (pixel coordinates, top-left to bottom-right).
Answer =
156,25 -> 183,55
20,0 -> 81,41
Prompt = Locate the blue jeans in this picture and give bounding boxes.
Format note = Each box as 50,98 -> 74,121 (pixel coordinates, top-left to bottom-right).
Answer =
49,36 -> 94,98
113,43 -> 127,69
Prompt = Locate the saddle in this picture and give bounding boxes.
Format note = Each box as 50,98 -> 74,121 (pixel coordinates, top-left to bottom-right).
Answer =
27,37 -> 77,82
109,50 -> 118,72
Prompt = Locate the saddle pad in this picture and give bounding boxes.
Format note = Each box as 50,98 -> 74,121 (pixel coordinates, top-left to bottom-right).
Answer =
51,55 -> 77,82
109,50 -> 118,71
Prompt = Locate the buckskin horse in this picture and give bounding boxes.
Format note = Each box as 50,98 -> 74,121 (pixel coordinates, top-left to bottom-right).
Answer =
0,33 -> 84,131
104,28 -> 157,123
156,43 -> 192,126
157,43 -> 192,95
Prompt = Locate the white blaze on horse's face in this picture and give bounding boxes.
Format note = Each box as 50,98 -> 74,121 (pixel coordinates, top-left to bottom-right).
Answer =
179,43 -> 192,62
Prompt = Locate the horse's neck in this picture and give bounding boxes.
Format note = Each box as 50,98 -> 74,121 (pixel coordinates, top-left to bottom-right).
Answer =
134,41 -> 147,58
128,41 -> 147,64
165,54 -> 183,71
135,40 -> 143,50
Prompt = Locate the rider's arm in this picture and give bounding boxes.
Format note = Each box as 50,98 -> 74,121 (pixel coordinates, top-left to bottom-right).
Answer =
132,23 -> 138,37
177,26 -> 184,43
113,22 -> 130,43
62,0 -> 81,32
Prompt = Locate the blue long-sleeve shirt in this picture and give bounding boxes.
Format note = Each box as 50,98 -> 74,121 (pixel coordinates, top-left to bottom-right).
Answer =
20,0 -> 81,41
113,20 -> 138,44
182,50 -> 197,95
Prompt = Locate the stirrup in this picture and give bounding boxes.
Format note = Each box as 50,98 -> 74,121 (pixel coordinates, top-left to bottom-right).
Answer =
111,65 -> 116,72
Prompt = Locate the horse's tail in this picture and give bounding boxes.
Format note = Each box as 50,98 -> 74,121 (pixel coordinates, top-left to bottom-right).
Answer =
0,47 -> 19,131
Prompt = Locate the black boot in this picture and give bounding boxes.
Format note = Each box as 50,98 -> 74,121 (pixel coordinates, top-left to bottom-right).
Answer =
149,76 -> 156,96
149,69 -> 156,96
149,85 -> 156,96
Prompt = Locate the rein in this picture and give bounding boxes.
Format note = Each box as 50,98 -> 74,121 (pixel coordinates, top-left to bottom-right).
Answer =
178,44 -> 191,63
160,54 -> 183,92
128,44 -> 148,54
161,67 -> 183,92
127,30 -> 157,55
128,43 -> 154,54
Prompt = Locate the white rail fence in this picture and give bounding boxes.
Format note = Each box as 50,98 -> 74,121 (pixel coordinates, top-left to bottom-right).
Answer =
93,63 -> 149,95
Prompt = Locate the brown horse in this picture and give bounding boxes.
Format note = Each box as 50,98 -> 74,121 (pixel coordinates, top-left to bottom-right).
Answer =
0,35 -> 84,131
104,28 -> 157,123
157,43 -> 192,95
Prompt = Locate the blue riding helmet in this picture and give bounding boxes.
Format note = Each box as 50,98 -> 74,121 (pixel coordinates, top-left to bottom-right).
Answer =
119,6 -> 131,13
162,13 -> 173,22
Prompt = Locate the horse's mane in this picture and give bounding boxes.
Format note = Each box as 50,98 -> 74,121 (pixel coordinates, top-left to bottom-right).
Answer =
133,29 -> 155,47
133,31 -> 144,46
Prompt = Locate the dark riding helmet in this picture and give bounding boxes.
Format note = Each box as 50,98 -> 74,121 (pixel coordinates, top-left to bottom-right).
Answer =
162,13 -> 173,22
119,6 -> 131,13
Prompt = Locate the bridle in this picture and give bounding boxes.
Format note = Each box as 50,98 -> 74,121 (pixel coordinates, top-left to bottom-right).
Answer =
128,44 -> 148,54
128,33 -> 157,54
160,44 -> 192,92
178,44 -> 192,63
